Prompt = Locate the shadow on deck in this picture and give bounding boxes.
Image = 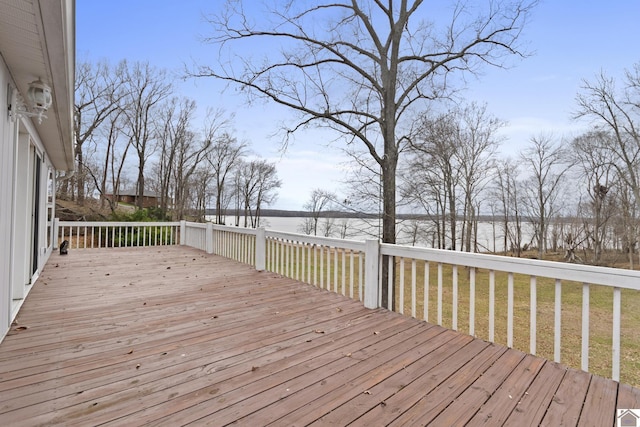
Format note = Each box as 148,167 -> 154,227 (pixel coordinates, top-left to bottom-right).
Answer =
0,246 -> 639,426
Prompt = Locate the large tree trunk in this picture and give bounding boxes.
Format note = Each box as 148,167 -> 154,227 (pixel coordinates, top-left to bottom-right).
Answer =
137,156 -> 145,210
380,123 -> 397,310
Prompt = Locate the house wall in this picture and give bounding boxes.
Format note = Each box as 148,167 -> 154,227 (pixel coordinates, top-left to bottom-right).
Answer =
0,51 -> 16,339
0,57 -> 57,340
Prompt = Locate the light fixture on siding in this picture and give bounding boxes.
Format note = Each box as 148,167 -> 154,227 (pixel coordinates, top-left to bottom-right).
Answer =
9,78 -> 53,124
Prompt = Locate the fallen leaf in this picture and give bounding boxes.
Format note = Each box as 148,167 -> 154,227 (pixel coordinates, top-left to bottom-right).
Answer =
166,266 -> 171,270
346,353 -> 352,357
251,366 -> 258,372
314,330 -> 325,334
336,307 -> 343,312
127,349 -> 133,354
364,390 -> 372,395
373,331 -> 380,335
136,364 -> 141,369
15,326 -> 28,331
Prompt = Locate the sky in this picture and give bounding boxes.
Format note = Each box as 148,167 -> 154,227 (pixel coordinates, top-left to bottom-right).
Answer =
76,0 -> 640,210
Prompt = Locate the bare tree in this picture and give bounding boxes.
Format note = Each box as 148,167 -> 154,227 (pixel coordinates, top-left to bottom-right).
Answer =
454,103 -> 503,252
575,65 -> 640,211
197,0 -> 536,307
206,128 -> 246,224
520,134 -> 571,258
571,130 -> 618,263
302,188 -> 336,236
237,159 -> 281,227
72,59 -> 126,204
409,111 -> 460,249
493,158 -> 524,255
122,61 -> 172,209
155,97 -> 218,220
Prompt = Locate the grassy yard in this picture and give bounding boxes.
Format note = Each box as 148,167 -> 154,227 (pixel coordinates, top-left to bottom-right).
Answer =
271,245 -> 640,388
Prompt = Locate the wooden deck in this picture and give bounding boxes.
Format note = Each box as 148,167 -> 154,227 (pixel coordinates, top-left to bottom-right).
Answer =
1,247 -> 639,426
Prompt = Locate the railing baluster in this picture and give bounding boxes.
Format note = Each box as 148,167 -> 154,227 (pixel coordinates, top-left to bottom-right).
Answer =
554,279 -> 561,363
296,243 -> 300,281
342,249 -> 346,296
530,275 -> 537,355
508,272 -> 514,348
358,251 -> 363,301
452,265 -> 458,331
411,259 -> 416,318
313,245 -> 318,287
333,248 -> 344,294
613,286 -> 621,381
399,257 -> 405,315
582,283 -> 590,372
387,256 -> 394,311
275,239 -> 281,274
285,240 -> 290,277
349,250 -> 354,299
469,267 -> 476,336
423,261 -> 429,322
489,270 -> 495,342
437,262 -> 443,326
320,245 -> 324,289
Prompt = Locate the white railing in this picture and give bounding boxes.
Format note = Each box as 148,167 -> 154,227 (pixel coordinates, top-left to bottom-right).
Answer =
55,219 -> 180,248
377,243 -> 640,383
266,231 -> 366,301
53,218 -> 640,384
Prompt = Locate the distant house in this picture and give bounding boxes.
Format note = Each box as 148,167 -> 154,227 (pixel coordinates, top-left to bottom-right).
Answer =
103,190 -> 160,209
0,1 -> 75,340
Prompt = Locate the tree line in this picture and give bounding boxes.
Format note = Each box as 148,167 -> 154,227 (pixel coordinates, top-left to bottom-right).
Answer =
304,66 -> 640,269
60,59 -> 281,226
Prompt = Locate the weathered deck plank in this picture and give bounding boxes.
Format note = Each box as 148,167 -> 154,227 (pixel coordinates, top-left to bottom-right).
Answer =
0,246 -> 636,426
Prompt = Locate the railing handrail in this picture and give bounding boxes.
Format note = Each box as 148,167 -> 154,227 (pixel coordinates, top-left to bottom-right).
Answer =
266,230 -> 366,252
380,242 -> 640,290
57,220 -> 181,228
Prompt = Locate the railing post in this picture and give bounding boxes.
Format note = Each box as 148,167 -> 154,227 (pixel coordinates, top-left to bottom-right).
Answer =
255,227 -> 266,271
53,218 -> 59,249
206,222 -> 214,254
364,239 -> 380,309
179,220 -> 186,245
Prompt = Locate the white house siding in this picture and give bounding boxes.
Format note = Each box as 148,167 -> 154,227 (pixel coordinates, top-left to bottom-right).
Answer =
0,57 -> 16,339
0,0 -> 75,341
0,57 -> 58,339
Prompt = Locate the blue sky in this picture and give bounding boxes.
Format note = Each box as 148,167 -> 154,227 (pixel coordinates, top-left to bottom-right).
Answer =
76,1 -> 640,210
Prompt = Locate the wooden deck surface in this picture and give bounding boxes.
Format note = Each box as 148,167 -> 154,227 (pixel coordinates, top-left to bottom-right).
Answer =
1,246 -> 638,426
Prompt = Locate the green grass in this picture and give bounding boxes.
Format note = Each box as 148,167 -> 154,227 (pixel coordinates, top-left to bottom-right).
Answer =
269,243 -> 640,387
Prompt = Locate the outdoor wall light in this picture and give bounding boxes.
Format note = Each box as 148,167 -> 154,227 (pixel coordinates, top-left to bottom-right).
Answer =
8,78 -> 53,124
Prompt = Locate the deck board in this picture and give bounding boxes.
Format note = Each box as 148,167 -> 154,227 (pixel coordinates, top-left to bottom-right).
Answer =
0,246 -> 636,426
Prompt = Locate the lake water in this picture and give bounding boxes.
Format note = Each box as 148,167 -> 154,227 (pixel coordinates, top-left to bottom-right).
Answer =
207,215 -> 535,252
